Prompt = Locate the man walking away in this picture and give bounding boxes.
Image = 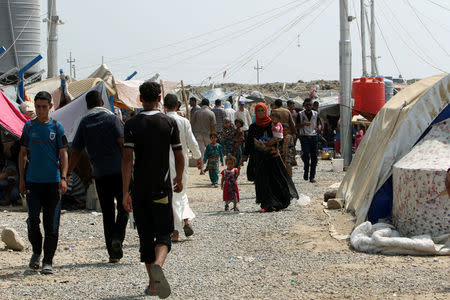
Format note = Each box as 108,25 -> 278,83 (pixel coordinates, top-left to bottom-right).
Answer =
189,97 -> 200,119
191,98 -> 216,174
164,94 -> 202,241
68,90 -> 128,263
212,99 -> 226,134
298,98 -> 321,183
18,91 -> 68,275
122,81 -> 185,298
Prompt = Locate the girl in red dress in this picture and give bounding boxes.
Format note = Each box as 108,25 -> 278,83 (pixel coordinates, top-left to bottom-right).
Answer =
220,155 -> 240,211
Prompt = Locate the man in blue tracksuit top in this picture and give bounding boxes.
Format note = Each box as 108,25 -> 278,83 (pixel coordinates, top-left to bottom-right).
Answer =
18,91 -> 68,275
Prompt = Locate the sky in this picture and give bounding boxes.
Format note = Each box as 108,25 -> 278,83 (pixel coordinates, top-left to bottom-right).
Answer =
38,0 -> 450,85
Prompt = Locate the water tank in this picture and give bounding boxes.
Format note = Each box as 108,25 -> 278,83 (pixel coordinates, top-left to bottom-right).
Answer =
352,77 -> 385,118
0,0 -> 41,75
384,78 -> 394,102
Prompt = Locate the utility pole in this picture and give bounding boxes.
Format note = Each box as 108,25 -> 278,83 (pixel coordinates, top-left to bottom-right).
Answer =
339,0 -> 353,167
46,0 -> 62,78
370,0 -> 379,76
72,64 -> 76,79
254,60 -> 263,84
67,52 -> 75,78
361,0 -> 368,77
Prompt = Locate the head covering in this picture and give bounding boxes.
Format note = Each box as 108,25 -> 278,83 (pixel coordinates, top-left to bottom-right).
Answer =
238,100 -> 245,105
255,103 -> 271,127
224,101 -> 231,109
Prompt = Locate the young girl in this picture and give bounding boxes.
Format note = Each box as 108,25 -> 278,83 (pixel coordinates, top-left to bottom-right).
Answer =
270,112 -> 283,147
203,133 -> 224,187
220,118 -> 236,157
221,155 -> 240,211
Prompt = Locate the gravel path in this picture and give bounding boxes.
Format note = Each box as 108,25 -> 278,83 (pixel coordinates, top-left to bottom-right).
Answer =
1,160 -> 449,299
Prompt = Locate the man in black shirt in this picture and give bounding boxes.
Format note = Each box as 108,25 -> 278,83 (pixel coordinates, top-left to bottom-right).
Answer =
122,81 -> 184,299
68,90 -> 128,263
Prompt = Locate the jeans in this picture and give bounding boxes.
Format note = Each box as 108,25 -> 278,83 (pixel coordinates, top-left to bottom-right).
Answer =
94,173 -> 129,259
299,135 -> 318,179
26,182 -> 61,264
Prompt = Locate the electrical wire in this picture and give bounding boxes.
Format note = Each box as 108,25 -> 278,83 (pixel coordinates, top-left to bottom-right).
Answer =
375,1 -> 447,73
264,0 -> 334,70
405,0 -> 449,57
138,0 -> 318,79
373,14 -> 403,76
77,0 -> 308,70
222,0 -> 327,81
130,0 -> 312,70
423,0 -> 450,11
379,0 -> 439,67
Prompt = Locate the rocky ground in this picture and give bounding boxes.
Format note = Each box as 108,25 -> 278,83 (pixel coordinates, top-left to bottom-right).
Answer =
0,159 -> 449,300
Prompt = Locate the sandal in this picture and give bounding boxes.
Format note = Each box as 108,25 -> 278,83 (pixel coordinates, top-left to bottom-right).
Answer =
183,224 -> 194,237
233,207 -> 239,212
29,254 -> 40,270
144,285 -> 157,296
225,204 -> 229,211
150,264 -> 171,299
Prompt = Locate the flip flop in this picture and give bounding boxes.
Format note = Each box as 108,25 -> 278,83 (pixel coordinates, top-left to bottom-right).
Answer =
150,264 -> 171,299
183,224 -> 194,237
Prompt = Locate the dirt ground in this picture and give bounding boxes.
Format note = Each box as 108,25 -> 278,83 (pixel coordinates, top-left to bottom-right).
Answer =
0,160 -> 449,299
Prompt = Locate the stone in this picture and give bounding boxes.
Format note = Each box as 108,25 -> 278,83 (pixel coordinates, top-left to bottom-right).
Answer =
327,198 -> 344,210
1,228 -> 25,251
324,190 -> 337,202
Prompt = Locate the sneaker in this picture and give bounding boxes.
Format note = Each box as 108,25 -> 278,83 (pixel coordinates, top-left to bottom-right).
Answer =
41,263 -> 53,275
111,239 -> 123,259
310,178 -> 316,183
183,224 -> 194,237
29,254 -> 40,270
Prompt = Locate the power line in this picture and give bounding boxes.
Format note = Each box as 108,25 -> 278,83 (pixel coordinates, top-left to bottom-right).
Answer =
0,14 -> 33,60
131,0 -> 311,70
424,0 -> 450,11
373,13 -> 402,76
375,1 -> 447,73
264,0 -> 334,70
226,0 -> 327,80
77,0 -> 308,71
406,0 -> 449,57
213,0 -> 326,82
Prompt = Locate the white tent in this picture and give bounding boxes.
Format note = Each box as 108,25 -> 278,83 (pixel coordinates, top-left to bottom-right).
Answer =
392,119 -> 449,237
338,73 -> 450,225
51,82 -> 112,142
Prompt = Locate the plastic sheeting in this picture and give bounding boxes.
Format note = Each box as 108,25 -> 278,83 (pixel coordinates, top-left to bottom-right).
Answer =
393,119 -> 450,237
338,73 -> 450,225
350,222 -> 450,256
115,79 -> 143,109
51,82 -> 112,142
0,90 -> 30,137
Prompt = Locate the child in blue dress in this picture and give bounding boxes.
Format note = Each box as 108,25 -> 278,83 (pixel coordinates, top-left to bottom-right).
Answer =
203,133 -> 224,187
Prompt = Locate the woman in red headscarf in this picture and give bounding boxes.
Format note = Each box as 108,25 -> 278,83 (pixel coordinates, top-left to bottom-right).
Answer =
241,103 -> 298,212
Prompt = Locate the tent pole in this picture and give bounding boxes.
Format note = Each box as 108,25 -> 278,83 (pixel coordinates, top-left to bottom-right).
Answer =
160,80 -> 165,100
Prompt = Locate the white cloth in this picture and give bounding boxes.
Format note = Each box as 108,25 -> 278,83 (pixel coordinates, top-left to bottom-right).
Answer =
350,222 -> 450,256
235,108 -> 252,131
224,108 -> 236,123
84,106 -> 114,118
167,112 -> 201,231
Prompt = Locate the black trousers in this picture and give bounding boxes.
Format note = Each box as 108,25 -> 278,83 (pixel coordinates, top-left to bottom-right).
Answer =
299,135 -> 318,179
26,182 -> 61,265
95,174 -> 129,259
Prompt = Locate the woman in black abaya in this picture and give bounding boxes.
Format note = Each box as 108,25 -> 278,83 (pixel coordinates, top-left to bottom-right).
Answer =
242,103 -> 298,212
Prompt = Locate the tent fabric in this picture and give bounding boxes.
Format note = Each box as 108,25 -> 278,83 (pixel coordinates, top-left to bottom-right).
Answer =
67,78 -> 107,99
51,82 -> 112,142
338,73 -> 450,226
88,64 -> 117,96
392,119 -> 450,237
350,222 -> 450,256
0,90 -> 30,137
26,76 -> 64,102
115,79 -> 143,109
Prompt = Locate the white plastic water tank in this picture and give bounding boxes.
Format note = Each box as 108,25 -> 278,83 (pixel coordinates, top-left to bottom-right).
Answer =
0,0 -> 41,75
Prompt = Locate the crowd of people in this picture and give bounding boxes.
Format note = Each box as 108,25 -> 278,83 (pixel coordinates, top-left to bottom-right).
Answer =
1,81 -> 325,298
